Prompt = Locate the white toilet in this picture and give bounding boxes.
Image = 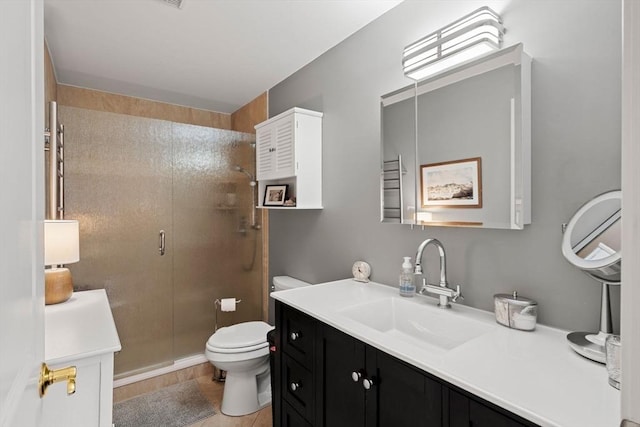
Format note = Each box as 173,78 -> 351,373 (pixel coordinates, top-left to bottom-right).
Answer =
205,275 -> 311,416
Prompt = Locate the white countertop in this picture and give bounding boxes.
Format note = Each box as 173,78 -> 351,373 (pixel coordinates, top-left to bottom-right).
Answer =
45,289 -> 122,365
271,279 -> 620,427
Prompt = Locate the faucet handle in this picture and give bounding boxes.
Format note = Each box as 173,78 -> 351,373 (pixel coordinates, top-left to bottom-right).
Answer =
452,285 -> 464,302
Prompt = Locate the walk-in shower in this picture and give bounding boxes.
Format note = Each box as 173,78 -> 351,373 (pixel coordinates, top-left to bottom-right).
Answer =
61,106 -> 264,379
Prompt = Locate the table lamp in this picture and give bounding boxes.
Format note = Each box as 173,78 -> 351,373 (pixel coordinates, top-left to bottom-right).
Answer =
44,220 -> 79,305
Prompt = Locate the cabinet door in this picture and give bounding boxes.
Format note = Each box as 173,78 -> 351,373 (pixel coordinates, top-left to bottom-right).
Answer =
282,304 -> 316,367
42,356 -> 103,427
256,114 -> 295,181
283,354 -> 314,421
469,400 -> 527,427
370,348 -> 443,427
283,401 -> 313,427
317,325 -> 366,427
256,124 -> 274,180
448,389 -> 529,427
272,114 -> 295,178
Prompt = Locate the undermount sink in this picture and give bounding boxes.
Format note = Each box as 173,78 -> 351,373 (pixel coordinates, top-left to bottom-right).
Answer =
338,296 -> 495,353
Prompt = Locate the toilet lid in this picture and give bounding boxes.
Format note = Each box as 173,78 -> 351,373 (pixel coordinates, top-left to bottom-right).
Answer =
207,321 -> 273,349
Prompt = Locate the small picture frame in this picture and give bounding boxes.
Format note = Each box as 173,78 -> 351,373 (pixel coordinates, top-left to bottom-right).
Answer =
263,184 -> 288,206
420,157 -> 482,208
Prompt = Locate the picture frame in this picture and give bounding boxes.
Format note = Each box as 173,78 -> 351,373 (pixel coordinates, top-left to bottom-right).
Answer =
420,157 -> 482,208
263,184 -> 289,206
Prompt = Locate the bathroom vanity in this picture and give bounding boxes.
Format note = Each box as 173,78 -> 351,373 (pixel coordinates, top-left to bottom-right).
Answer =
271,280 -> 619,427
44,289 -> 121,427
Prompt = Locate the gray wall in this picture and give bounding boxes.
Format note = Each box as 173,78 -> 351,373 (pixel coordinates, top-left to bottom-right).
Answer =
267,0 -> 621,332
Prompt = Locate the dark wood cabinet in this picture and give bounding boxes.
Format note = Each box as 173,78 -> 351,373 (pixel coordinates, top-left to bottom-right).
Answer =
274,301 -> 538,427
277,302 -> 317,426
283,401 -> 313,427
447,389 -> 528,427
316,323 -> 366,427
317,324 -> 443,427
373,348 -> 443,427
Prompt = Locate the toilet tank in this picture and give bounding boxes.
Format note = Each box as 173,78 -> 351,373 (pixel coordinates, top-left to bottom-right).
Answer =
269,276 -> 311,325
272,276 -> 311,292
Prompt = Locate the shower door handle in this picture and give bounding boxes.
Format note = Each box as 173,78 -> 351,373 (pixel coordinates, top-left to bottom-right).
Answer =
159,230 -> 166,256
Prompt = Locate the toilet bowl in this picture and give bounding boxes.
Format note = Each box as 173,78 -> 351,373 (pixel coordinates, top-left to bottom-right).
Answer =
205,321 -> 274,416
206,276 -> 311,416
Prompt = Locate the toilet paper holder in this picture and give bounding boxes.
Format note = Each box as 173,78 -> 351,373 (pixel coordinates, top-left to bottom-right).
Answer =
214,298 -> 242,332
214,298 -> 242,310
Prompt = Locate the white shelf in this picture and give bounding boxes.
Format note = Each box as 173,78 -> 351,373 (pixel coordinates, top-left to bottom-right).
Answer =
257,206 -> 323,210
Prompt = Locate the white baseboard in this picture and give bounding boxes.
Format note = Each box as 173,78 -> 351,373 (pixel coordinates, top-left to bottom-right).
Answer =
113,354 -> 209,388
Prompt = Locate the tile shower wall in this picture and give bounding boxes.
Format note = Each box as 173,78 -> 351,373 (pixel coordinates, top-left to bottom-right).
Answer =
60,106 -> 263,377
58,85 -> 231,129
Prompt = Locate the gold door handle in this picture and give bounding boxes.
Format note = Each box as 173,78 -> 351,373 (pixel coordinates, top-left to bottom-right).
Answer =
39,363 -> 77,397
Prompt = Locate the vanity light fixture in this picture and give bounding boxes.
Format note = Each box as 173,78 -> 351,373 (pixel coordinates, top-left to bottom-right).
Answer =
403,6 -> 504,81
44,220 -> 80,305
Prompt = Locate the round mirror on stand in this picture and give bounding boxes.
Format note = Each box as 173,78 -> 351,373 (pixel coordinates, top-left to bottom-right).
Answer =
562,190 -> 621,363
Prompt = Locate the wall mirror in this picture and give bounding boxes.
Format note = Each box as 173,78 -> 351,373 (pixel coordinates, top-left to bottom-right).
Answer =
562,190 -> 621,363
381,44 -> 531,229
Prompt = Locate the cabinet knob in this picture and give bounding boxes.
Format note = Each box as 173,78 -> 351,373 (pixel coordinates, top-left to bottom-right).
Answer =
290,331 -> 301,341
362,377 -> 376,390
290,381 -> 302,392
351,371 -> 362,382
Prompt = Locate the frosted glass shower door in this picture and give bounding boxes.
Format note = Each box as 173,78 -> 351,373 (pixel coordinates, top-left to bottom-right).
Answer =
61,107 -> 174,376
172,124 -> 262,358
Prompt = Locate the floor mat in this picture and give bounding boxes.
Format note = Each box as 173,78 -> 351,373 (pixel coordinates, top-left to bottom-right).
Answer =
113,379 -> 215,427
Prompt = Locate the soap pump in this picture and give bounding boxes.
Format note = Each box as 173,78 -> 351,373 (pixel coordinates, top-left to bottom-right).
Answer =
399,256 -> 415,297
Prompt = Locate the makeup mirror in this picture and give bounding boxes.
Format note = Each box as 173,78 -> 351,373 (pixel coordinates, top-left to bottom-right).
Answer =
561,190 -> 621,363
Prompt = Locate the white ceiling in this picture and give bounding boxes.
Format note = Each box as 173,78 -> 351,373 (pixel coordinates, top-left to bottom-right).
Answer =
44,0 -> 403,114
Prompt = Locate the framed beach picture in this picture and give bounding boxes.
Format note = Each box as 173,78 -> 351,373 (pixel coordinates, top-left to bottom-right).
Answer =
263,184 -> 288,206
420,157 -> 482,208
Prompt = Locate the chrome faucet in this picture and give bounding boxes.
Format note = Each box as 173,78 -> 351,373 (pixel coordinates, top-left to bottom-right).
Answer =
414,238 -> 462,308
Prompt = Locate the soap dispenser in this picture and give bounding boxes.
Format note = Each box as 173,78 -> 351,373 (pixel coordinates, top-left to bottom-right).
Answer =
399,257 -> 415,297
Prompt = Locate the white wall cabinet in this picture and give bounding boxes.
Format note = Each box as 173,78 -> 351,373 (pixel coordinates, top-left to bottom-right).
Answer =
44,289 -> 121,427
255,107 -> 323,209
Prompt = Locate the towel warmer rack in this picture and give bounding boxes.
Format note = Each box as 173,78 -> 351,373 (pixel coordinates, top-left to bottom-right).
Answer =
44,101 -> 65,220
382,155 -> 404,223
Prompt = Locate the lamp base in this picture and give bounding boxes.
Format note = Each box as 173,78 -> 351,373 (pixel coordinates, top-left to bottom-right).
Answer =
45,268 -> 73,305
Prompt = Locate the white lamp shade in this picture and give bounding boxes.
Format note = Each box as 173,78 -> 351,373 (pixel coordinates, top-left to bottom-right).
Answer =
44,220 -> 80,266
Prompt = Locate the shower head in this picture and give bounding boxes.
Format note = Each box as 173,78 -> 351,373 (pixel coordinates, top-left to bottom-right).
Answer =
233,165 -> 255,182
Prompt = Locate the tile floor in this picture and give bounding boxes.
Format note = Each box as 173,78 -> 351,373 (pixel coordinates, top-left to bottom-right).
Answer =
186,376 -> 272,427
114,363 -> 272,427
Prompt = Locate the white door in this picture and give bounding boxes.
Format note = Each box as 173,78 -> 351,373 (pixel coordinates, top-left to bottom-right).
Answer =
0,1 -> 45,426
622,0 -> 640,424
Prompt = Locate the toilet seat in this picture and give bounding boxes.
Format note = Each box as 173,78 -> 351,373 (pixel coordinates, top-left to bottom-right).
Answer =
207,321 -> 273,350
207,341 -> 267,354
206,344 -> 270,363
